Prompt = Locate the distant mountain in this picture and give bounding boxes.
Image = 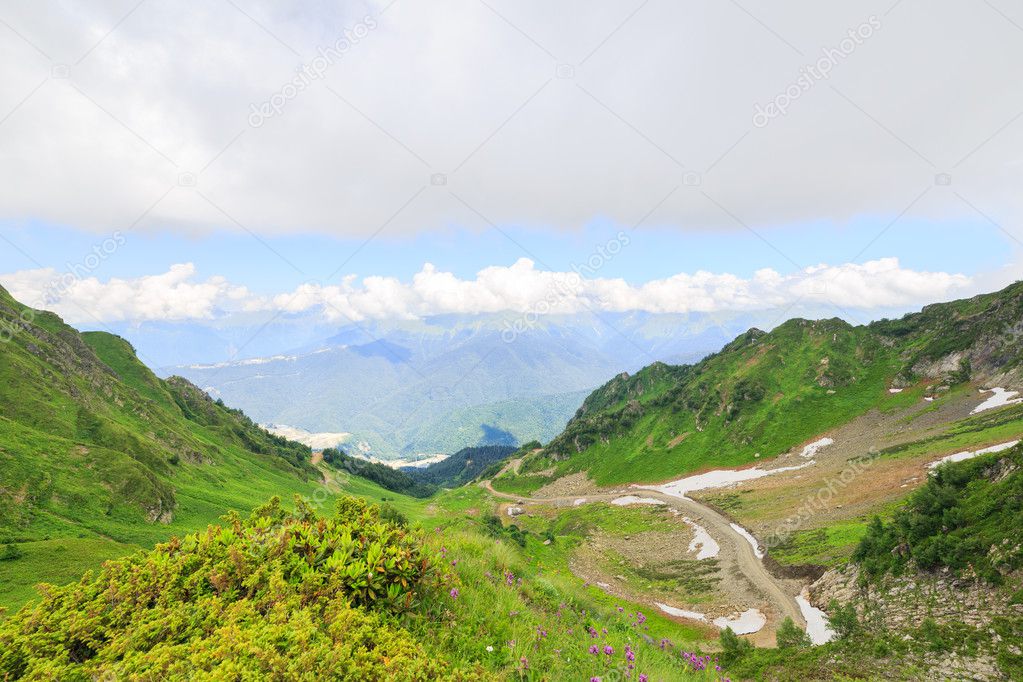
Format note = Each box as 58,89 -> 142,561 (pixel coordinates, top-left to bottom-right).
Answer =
166,309 -> 841,459
512,281 -> 1023,486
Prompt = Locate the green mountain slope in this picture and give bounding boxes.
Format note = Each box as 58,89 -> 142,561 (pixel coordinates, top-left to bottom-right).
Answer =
0,285 -> 336,609
518,282 -> 1023,485
405,444 -> 518,488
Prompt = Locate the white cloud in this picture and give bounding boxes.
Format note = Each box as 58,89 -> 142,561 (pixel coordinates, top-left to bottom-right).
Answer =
3,263 -> 252,322
1,258 -> 974,324
0,1 -> 1021,238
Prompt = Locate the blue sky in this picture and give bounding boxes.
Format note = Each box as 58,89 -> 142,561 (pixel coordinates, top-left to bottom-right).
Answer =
0,214 -> 1010,297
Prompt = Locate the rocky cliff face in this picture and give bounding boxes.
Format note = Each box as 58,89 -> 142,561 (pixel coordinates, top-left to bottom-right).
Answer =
811,566 -> 1022,681
874,281 -> 1023,390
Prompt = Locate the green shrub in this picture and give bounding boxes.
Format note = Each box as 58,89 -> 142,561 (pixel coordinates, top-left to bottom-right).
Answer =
828,600 -> 860,640
0,496 -> 472,680
380,503 -> 409,528
719,626 -> 753,664
854,443 -> 1023,582
776,616 -> 811,649
0,543 -> 23,561
918,618 -> 948,652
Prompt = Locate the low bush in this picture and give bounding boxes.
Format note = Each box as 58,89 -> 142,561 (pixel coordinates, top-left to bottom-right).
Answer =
0,496 -> 472,680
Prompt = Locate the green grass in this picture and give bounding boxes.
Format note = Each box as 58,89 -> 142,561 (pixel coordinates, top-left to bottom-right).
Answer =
1,494 -> 730,680
872,402 -> 1023,464
769,518 -> 874,568
0,537 -> 138,613
600,548 -> 721,603
423,491 -> 713,647
489,471 -> 553,496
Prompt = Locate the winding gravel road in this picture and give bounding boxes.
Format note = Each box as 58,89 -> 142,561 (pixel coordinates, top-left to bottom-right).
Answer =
480,461 -> 805,633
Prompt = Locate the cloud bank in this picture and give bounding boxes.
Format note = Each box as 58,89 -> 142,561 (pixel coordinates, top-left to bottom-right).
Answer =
0,1 -> 1021,238
1,258 -> 973,324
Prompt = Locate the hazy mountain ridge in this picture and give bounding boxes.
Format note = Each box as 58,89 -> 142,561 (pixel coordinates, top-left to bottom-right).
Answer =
168,308 -> 854,458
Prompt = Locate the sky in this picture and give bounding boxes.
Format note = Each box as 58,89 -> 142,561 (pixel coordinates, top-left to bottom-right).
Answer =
1,0 -> 1022,329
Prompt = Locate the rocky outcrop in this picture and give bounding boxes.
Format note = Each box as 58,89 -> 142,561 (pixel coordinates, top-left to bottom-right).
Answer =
810,566 -> 1022,681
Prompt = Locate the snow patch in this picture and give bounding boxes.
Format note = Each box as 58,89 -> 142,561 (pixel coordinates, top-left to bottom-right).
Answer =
797,591 -> 836,645
972,387 -> 1023,414
655,603 -> 707,623
799,437 -> 834,459
658,604 -> 767,635
610,496 -> 664,507
637,461 -> 815,499
713,609 -> 767,635
730,523 -> 764,559
573,498 -> 588,507
889,388 -> 904,394
927,440 -> 1020,470
681,517 -> 720,560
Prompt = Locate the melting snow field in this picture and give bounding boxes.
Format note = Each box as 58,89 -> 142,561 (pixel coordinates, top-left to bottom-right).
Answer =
799,437 -> 834,459
610,496 -> 664,506
656,603 -> 708,623
927,441 -> 1020,470
713,609 -> 767,635
730,523 -> 765,559
972,388 -> 1023,414
796,592 -> 836,645
573,498 -> 588,506
681,517 -> 720,559
638,460 -> 815,499
658,603 -> 768,635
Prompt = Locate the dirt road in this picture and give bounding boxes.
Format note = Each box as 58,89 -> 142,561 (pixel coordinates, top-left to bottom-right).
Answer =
480,462 -> 805,633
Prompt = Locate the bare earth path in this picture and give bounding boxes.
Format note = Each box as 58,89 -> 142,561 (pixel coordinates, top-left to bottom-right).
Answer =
480,461 -> 804,635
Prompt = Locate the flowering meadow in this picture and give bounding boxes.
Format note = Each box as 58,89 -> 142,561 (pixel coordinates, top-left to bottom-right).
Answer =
405,522 -> 733,681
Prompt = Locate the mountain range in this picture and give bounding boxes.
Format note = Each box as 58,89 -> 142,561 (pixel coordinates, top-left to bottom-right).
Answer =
159,306 -> 906,459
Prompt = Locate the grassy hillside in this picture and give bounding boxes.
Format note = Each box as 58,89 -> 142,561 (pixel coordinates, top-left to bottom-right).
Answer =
512,282 -> 1023,486
322,447 -> 436,498
406,445 -> 518,488
0,285 -> 340,611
